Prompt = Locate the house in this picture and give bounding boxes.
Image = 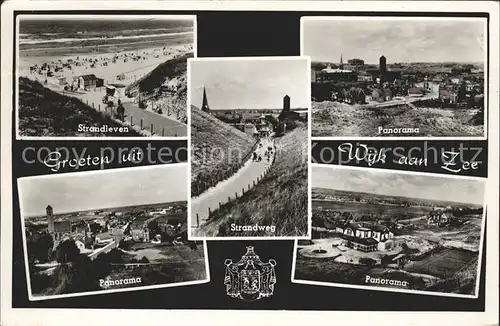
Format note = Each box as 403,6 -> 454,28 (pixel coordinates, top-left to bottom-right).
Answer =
337,222 -> 394,252
56,76 -> 67,86
78,74 -> 103,91
372,88 -> 393,102
131,228 -> 150,242
427,210 -> 452,226
408,87 -> 424,97
357,71 -> 373,82
439,84 -> 459,104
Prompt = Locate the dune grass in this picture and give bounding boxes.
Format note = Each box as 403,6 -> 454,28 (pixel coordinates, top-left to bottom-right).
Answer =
199,126 -> 309,237
191,106 -> 257,197
18,77 -> 141,137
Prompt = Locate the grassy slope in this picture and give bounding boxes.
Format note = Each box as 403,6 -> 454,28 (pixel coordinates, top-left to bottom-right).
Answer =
425,257 -> 479,295
191,106 -> 257,196
200,126 -> 308,237
18,77 -> 141,137
125,53 -> 192,97
312,101 -> 483,137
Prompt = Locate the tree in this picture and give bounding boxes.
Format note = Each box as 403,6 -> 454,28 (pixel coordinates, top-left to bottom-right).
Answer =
27,232 -> 53,263
54,240 -> 80,263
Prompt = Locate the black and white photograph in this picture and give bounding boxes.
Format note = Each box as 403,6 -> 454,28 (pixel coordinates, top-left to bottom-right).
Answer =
18,165 -> 208,301
16,15 -> 195,139
188,57 -> 311,239
304,17 -> 487,138
292,165 -> 486,298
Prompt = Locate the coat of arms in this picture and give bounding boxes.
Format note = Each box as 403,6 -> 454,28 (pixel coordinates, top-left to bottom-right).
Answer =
224,246 -> 277,302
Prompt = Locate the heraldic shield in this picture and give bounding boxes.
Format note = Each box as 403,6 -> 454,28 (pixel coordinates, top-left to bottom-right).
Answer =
224,246 -> 277,302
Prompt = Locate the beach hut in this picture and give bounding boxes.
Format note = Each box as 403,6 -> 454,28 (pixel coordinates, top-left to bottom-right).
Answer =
78,74 -> 99,91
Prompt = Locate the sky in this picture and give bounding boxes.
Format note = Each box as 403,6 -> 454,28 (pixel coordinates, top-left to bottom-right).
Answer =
18,165 -> 187,217
189,58 -> 310,110
313,166 -> 485,205
303,18 -> 485,64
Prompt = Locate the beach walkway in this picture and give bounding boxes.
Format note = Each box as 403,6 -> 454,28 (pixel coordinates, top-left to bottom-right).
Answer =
191,138 -> 274,230
121,102 -> 187,137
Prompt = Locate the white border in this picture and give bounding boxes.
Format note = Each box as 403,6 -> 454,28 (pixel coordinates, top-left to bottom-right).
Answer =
302,16 -> 489,141
1,2 -> 498,326
291,163 -> 487,299
16,163 -> 210,301
14,14 -> 197,141
186,56 -> 312,240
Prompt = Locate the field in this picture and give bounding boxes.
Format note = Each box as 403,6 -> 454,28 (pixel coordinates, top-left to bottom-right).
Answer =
404,248 -> 477,278
312,101 -> 483,137
191,106 -> 257,197
18,77 -> 141,137
294,254 -> 430,290
200,126 -> 308,237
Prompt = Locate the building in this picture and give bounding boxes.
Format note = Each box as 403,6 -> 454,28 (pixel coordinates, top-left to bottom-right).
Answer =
315,65 -> 357,83
371,88 -> 393,102
346,58 -> 365,71
283,95 -> 290,112
337,222 -> 394,252
131,228 -> 150,242
46,205 -> 74,249
408,87 -> 424,97
357,71 -> 373,82
201,86 -> 210,112
439,84 -> 460,104
427,210 -> 452,226
379,55 -> 387,78
78,74 -> 102,91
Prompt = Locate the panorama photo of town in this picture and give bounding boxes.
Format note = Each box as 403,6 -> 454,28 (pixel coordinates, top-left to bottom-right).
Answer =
17,15 -> 194,138
303,17 -> 486,137
293,166 -> 485,297
18,165 -> 207,300
188,57 -> 310,238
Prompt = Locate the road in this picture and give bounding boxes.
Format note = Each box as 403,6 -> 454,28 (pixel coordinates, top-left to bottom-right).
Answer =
191,138 -> 274,228
121,102 -> 187,137
26,72 -> 187,137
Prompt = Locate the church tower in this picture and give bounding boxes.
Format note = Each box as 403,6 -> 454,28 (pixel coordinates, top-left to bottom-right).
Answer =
201,86 -> 210,112
46,205 -> 54,234
283,95 -> 290,112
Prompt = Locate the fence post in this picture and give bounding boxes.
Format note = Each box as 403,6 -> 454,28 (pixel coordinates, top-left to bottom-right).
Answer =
92,102 -> 95,109
98,104 -> 101,111
196,213 -> 199,227
228,196 -> 231,203
162,128 -> 165,137
242,188 -> 244,195
130,115 -> 133,126
140,119 -> 143,129
150,124 -> 154,135
235,192 -> 238,199
208,207 -> 211,217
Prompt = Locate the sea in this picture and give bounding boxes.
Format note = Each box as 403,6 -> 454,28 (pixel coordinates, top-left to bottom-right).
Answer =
18,17 -> 194,56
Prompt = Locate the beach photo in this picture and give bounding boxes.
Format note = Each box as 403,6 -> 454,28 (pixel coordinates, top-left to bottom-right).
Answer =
304,17 -> 487,138
188,57 -> 311,239
292,165 -> 486,298
16,14 -> 195,138
18,165 -> 208,301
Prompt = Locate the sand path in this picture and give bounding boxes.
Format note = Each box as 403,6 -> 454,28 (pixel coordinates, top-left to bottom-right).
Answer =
191,138 -> 274,230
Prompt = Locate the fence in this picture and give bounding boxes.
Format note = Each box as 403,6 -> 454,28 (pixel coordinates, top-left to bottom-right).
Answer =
83,99 -> 180,137
194,144 -> 277,228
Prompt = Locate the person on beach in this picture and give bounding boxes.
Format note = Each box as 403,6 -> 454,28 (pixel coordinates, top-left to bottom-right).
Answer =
117,100 -> 125,122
